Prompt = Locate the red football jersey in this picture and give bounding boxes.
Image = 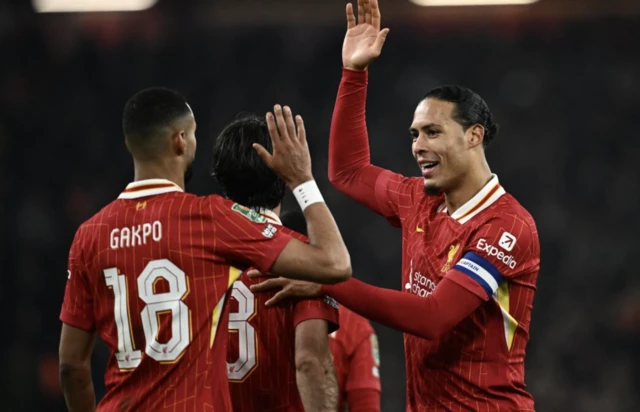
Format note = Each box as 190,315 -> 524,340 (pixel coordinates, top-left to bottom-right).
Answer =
373,173 -> 539,411
227,209 -> 340,412
59,179 -> 293,412
329,305 -> 381,411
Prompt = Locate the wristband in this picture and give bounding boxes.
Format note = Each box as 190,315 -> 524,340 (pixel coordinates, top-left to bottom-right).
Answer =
293,180 -> 325,212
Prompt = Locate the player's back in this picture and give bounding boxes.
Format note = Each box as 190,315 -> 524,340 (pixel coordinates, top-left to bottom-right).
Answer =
61,180 -> 293,411
227,212 -> 339,412
329,305 -> 381,411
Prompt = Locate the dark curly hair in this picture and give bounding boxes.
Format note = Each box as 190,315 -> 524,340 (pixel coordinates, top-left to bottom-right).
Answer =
211,114 -> 286,210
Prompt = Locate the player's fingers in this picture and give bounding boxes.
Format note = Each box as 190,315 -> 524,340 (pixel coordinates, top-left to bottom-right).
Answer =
357,0 -> 364,25
246,269 -> 263,278
246,270 -> 277,279
252,144 -> 273,168
273,105 -> 290,143
373,28 -> 390,53
250,278 -> 285,293
346,3 -> 356,30
295,115 -> 307,145
370,0 -> 381,30
364,0 -> 372,25
265,290 -> 290,307
265,112 -> 281,141
283,106 -> 297,142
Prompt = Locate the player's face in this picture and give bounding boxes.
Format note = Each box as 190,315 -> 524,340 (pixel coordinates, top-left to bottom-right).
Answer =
410,99 -> 471,195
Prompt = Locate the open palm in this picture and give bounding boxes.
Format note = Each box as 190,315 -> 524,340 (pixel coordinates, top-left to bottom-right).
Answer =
343,0 -> 390,71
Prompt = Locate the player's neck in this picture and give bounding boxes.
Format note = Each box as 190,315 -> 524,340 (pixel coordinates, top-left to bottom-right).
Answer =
444,163 -> 492,215
133,161 -> 185,190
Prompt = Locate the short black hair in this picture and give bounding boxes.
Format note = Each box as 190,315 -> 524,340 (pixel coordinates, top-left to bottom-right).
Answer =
424,86 -> 498,148
211,114 -> 286,210
280,209 -> 307,236
122,87 -> 191,156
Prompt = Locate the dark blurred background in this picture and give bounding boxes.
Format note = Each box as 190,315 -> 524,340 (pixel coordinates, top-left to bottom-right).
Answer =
1,0 -> 639,410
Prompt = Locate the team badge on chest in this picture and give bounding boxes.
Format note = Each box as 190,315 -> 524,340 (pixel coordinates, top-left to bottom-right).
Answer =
441,243 -> 460,273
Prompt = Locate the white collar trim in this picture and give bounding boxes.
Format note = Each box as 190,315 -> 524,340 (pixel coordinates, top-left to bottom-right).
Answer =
441,174 -> 505,224
118,179 -> 183,200
259,208 -> 282,225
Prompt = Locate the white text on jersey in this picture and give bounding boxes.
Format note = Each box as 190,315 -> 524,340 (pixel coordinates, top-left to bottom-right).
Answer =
110,221 -> 162,250
476,238 -> 517,269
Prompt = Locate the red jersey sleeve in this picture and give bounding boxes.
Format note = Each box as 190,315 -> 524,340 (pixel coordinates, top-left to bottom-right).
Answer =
345,331 -> 382,393
59,226 -> 94,332
328,68 -> 421,227
449,214 -> 540,300
373,171 -> 421,227
292,296 -> 340,334
206,197 -> 293,274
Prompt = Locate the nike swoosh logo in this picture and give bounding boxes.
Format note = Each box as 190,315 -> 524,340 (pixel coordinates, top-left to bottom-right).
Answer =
416,225 -> 424,233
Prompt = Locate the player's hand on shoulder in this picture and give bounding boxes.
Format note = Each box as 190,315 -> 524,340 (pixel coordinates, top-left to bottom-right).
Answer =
342,0 -> 390,71
247,270 -> 322,307
253,105 -> 313,189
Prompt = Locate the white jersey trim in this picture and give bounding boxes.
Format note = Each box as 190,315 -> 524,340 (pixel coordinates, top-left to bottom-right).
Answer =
259,208 -> 282,225
118,179 -> 183,200
441,174 -> 506,224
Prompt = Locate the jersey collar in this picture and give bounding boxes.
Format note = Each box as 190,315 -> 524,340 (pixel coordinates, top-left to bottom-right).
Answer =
118,179 -> 183,200
259,208 -> 282,225
440,174 -> 505,224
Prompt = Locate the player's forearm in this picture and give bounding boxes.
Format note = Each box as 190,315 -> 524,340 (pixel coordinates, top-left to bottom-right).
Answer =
328,69 -> 386,210
59,363 -> 96,412
322,277 -> 483,340
302,202 -> 351,283
296,355 -> 339,412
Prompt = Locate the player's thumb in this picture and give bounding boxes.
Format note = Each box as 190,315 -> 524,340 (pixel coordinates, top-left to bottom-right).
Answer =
374,28 -> 390,52
253,143 -> 273,167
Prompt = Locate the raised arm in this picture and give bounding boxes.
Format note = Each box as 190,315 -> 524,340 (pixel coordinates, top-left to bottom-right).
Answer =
214,106 -> 350,284
329,0 -> 416,220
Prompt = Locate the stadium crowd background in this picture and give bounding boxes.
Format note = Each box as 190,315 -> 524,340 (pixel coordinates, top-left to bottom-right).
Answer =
1,0 -> 639,410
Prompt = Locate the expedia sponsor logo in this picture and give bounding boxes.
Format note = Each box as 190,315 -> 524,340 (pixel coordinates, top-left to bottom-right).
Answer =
476,238 -> 517,269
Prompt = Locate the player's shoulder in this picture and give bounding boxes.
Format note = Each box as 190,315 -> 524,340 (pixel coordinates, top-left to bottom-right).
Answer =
474,192 -> 537,234
494,193 -> 538,243
467,192 -> 540,271
277,226 -> 307,242
73,200 -> 119,241
496,193 -> 536,223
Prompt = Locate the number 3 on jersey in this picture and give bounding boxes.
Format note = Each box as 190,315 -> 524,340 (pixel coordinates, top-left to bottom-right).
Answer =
227,281 -> 258,381
104,259 -> 191,370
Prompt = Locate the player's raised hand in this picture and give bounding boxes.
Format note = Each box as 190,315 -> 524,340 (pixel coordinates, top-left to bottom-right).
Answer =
253,105 -> 314,189
342,0 -> 390,71
247,270 -> 322,307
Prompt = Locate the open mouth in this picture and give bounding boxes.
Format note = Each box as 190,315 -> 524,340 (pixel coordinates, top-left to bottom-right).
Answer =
419,161 -> 439,176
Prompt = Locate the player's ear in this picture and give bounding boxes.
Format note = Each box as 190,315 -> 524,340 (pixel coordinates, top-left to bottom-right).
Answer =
467,124 -> 484,149
171,130 -> 187,156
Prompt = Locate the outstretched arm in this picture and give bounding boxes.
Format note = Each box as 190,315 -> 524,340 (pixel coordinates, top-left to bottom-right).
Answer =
249,270 -> 484,341
214,106 -> 351,284
322,275 -> 484,340
329,1 -> 416,220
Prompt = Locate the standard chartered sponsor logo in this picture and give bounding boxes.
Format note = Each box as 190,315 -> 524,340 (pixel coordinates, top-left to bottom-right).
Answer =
476,238 -> 517,269
404,259 -> 436,297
